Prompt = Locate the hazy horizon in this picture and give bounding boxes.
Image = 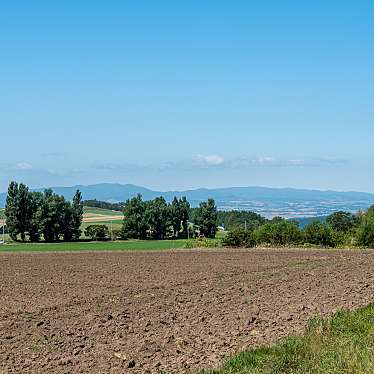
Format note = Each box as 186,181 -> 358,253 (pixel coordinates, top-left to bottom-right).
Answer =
1,181 -> 374,195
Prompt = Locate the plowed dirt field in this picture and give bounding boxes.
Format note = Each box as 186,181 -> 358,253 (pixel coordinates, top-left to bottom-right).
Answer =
1,248 -> 373,373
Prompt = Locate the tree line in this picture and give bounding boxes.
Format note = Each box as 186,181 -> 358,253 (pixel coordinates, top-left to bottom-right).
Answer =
223,207 -> 374,248
82,198 -> 265,231
83,199 -> 123,212
216,210 -> 267,230
121,195 -> 217,240
6,181 -> 374,248
5,182 -> 83,242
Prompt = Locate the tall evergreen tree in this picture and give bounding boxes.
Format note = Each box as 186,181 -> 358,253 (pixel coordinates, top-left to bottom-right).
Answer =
71,190 -> 83,240
179,197 -> 190,238
17,183 -> 32,241
5,181 -> 19,241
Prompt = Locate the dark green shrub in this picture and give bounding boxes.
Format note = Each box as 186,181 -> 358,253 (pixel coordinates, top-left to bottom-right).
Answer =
112,228 -> 127,240
254,220 -> 303,246
304,221 -> 335,247
222,228 -> 256,248
356,216 -> 374,248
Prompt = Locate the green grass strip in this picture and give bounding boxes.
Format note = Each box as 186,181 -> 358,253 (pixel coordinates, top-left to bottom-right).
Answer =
0,239 -> 187,252
201,303 -> 374,374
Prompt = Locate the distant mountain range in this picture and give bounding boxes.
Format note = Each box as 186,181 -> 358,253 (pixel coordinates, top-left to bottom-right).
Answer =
1,183 -> 374,218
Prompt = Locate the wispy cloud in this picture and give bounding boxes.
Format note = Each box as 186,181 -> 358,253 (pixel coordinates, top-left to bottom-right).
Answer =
92,162 -> 151,173
158,155 -> 349,171
16,162 -> 33,170
0,162 -> 34,172
194,154 -> 225,167
42,151 -> 67,158
0,155 -> 348,192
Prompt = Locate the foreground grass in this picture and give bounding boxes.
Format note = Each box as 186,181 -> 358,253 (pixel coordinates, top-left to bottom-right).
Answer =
0,239 -> 187,252
201,303 -> 374,374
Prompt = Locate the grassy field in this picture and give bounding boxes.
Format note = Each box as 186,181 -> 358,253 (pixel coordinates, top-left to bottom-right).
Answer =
83,206 -> 122,216
0,239 -> 187,252
202,303 -> 374,374
81,219 -> 123,231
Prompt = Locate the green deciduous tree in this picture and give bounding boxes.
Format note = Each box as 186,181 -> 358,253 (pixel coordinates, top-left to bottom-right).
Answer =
326,211 -> 358,233
145,197 -> 169,240
28,191 -> 43,242
216,210 -> 266,231
194,199 -> 218,238
37,189 -> 67,242
168,196 -> 190,238
122,194 -> 148,239
5,182 -> 35,241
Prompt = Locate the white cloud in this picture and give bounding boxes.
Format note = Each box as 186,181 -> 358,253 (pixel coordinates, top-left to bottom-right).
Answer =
288,159 -> 306,166
194,154 -> 225,166
255,156 -> 275,165
16,162 -> 33,170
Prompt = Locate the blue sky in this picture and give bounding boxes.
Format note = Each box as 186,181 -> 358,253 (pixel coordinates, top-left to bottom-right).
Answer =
1,1 -> 373,192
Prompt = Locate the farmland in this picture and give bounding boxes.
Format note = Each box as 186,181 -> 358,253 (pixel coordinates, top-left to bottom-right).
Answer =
0,239 -> 186,252
83,206 -> 123,221
81,206 -> 123,234
0,248 -> 373,373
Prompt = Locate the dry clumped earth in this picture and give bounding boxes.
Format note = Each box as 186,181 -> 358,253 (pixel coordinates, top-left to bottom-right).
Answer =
0,248 -> 374,373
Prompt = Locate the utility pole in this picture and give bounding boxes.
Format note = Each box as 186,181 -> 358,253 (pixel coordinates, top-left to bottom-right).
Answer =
245,220 -> 247,232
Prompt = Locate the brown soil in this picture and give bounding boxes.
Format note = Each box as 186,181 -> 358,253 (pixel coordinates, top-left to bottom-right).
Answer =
0,248 -> 373,373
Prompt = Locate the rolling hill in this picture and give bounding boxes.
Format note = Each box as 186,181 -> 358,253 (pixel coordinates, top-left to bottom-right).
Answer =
1,183 -> 373,218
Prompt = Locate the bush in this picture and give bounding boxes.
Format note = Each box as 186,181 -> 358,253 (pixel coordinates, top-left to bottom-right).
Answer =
112,228 -> 127,241
254,220 -> 303,246
304,221 -> 335,247
222,228 -> 256,248
84,225 -> 110,241
356,216 -> 374,248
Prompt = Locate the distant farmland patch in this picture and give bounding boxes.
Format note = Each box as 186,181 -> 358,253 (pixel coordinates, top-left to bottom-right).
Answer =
82,206 -> 123,223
